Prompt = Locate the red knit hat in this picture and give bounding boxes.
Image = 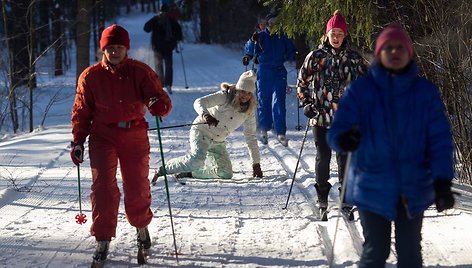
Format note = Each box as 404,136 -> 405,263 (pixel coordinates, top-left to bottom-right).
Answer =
325,10 -> 348,34
374,23 -> 413,59
99,24 -> 130,51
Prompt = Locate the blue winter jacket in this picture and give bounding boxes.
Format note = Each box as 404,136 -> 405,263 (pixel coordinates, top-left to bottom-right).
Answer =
244,29 -> 297,68
327,61 -> 454,220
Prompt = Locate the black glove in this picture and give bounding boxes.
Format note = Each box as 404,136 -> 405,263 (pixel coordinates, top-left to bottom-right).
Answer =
70,141 -> 84,166
434,179 -> 455,212
242,55 -> 251,66
252,163 -> 263,178
303,104 -> 318,119
203,113 -> 219,127
251,32 -> 259,42
337,129 -> 361,152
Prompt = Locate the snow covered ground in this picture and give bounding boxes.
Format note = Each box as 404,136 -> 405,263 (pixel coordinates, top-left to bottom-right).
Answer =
1,10 -> 472,268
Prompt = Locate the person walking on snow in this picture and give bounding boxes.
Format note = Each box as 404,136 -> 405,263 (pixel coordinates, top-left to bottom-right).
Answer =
153,70 -> 263,182
327,23 -> 455,268
244,13 -> 297,147
297,10 -> 367,217
144,3 -> 183,94
70,24 -> 172,264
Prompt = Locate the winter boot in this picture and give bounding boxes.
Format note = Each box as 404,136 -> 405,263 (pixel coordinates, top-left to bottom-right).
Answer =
277,134 -> 288,147
137,227 -> 151,250
259,130 -> 268,145
338,186 -> 353,210
176,172 -> 192,179
92,240 -> 110,263
151,167 -> 164,185
315,182 -> 332,221
174,172 -> 192,185
314,182 -> 332,209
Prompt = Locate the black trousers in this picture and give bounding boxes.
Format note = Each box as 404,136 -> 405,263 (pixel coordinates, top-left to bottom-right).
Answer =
154,51 -> 173,88
313,126 -> 347,187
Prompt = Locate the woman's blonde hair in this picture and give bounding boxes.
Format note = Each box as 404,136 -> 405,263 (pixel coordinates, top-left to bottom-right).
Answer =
220,82 -> 256,115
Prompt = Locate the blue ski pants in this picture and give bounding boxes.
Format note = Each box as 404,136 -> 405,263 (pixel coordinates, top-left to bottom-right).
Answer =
256,66 -> 287,135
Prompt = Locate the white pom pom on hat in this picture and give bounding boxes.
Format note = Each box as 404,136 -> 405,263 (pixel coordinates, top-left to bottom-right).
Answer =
236,70 -> 257,93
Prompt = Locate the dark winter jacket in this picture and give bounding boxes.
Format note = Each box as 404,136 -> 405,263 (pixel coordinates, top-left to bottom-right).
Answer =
297,42 -> 367,127
143,12 -> 182,54
327,61 -> 454,220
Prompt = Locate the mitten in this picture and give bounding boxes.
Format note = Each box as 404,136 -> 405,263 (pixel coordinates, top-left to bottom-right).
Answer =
303,104 -> 318,119
252,163 -> 263,178
70,141 -> 84,166
337,129 -> 361,152
149,97 -> 171,117
203,113 -> 219,127
242,55 -> 251,66
434,179 -> 455,212
251,32 -> 259,42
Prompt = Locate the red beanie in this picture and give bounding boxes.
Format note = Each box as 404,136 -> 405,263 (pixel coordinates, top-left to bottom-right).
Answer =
325,10 -> 348,34
374,23 -> 413,59
99,24 -> 130,51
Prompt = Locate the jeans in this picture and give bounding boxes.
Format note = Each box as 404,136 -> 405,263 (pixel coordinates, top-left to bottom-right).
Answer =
358,203 -> 423,268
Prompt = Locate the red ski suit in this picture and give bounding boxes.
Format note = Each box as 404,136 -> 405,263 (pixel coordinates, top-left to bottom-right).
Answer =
72,55 -> 171,241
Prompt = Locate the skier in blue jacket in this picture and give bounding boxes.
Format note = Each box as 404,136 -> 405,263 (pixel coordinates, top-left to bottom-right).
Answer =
327,23 -> 455,268
244,13 -> 297,146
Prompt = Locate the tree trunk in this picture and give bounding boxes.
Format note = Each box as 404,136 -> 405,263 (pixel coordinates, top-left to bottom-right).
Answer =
53,1 -> 63,76
199,0 -> 210,43
76,0 -> 91,83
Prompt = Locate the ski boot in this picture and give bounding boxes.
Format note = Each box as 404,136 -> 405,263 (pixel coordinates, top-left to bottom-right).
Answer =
137,227 -> 151,265
315,182 -> 332,221
151,167 -> 164,185
174,172 -> 192,185
91,240 -> 110,268
259,130 -> 268,145
277,134 -> 288,147
338,186 -> 355,221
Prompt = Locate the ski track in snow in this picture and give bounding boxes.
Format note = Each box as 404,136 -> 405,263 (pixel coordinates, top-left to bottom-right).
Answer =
0,9 -> 471,268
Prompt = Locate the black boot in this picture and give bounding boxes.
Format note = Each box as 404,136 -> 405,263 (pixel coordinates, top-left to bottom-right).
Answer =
176,172 -> 192,179
314,182 -> 332,209
338,186 -> 353,210
92,240 -> 110,263
151,167 -> 164,185
137,227 -> 151,250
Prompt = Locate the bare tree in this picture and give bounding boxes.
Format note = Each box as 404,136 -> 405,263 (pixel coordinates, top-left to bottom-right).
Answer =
76,0 -> 92,83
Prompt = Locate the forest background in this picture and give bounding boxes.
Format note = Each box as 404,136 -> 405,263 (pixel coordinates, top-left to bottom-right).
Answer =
0,0 -> 471,186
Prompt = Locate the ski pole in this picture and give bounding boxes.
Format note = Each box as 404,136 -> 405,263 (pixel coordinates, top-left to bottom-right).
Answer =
75,165 -> 87,224
282,120 -> 311,209
295,69 -> 302,131
148,122 -> 206,131
154,116 -> 181,262
296,99 -> 302,131
329,150 -> 352,267
178,43 -> 189,89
